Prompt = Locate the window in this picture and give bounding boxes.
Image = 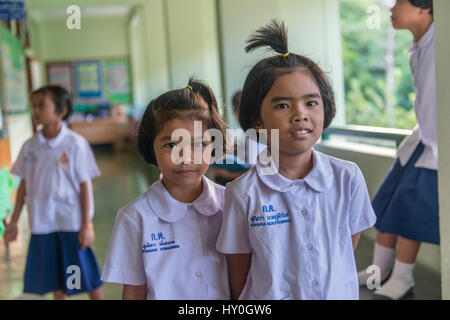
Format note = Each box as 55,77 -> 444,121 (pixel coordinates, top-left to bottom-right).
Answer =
340,0 -> 416,130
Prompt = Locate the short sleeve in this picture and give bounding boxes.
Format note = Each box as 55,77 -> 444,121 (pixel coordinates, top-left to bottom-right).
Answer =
349,165 -> 377,235
216,186 -> 251,254
73,139 -> 100,183
101,211 -> 147,285
10,144 -> 26,178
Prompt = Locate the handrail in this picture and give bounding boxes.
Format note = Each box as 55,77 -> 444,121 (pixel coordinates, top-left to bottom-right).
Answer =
322,125 -> 413,147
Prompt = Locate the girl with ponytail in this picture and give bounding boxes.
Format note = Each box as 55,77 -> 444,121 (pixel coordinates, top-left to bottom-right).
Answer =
102,78 -> 230,300
216,20 -> 376,300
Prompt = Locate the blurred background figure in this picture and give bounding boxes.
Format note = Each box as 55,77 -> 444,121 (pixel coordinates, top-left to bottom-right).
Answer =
212,90 -> 267,186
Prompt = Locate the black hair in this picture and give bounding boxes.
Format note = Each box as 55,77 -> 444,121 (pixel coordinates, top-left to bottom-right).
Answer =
32,85 -> 73,121
232,90 -> 242,113
239,20 -> 336,132
408,0 -> 433,16
137,77 -> 228,166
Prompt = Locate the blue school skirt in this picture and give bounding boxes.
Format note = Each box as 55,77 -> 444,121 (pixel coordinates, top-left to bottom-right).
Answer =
24,232 -> 102,296
373,142 -> 439,244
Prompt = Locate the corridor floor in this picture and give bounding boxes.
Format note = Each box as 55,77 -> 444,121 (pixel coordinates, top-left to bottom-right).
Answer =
0,147 -> 441,300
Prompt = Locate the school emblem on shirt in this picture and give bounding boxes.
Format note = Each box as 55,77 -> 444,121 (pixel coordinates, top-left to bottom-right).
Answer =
142,232 -> 180,254
58,152 -> 69,168
250,204 -> 291,228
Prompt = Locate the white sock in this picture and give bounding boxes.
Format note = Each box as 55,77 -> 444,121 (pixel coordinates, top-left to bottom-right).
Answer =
358,243 -> 396,287
374,259 -> 415,300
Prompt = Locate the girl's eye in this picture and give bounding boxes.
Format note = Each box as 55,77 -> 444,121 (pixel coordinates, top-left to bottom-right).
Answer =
164,143 -> 177,149
276,103 -> 289,109
307,101 -> 319,107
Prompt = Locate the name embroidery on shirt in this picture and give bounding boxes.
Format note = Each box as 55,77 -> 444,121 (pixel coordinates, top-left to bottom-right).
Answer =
250,204 -> 291,228
142,232 -> 180,254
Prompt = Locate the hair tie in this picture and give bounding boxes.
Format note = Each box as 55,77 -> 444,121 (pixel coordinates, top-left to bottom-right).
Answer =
186,85 -> 193,91
282,51 -> 290,57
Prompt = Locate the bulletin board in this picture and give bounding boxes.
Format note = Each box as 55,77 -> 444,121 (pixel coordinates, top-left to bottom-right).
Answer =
74,60 -> 103,99
47,62 -> 73,94
0,25 -> 28,114
103,59 -> 131,103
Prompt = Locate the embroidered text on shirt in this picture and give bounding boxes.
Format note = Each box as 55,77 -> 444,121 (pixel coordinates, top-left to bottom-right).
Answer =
250,204 -> 291,228
142,232 -> 180,253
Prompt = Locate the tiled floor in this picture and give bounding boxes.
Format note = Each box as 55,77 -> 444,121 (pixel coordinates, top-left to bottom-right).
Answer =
0,147 -> 442,300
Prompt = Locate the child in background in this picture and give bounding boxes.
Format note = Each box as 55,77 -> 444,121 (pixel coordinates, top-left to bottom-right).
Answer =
358,0 -> 437,300
3,86 -> 103,300
216,20 -> 377,300
101,79 -> 230,300
212,91 -> 254,185
232,91 -> 267,167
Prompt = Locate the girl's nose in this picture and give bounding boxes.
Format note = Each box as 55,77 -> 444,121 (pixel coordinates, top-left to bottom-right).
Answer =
293,107 -> 309,123
179,146 -> 197,165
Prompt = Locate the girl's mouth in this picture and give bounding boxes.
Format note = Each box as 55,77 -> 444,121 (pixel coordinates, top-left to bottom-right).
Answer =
175,169 -> 198,176
291,129 -> 312,139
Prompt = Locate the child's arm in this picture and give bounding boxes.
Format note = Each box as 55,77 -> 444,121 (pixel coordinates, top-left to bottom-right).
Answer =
122,284 -> 147,300
3,180 -> 26,244
78,181 -> 95,249
226,253 -> 252,300
352,232 -> 361,251
348,165 -> 377,251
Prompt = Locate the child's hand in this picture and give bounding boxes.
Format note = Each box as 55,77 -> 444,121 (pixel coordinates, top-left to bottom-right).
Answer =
3,222 -> 18,244
79,223 -> 95,250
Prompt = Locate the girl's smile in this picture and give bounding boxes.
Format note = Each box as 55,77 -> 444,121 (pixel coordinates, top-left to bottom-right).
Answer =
290,126 -> 313,139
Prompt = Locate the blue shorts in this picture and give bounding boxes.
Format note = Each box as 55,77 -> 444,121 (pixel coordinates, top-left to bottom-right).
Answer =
24,232 -> 102,296
373,142 -> 440,244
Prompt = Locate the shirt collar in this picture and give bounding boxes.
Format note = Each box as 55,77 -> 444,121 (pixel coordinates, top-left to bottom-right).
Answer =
146,175 -> 223,223
37,125 -> 68,148
256,149 -> 334,193
409,22 -> 434,53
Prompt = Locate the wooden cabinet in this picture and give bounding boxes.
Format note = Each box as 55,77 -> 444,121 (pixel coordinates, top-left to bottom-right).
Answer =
69,117 -> 131,150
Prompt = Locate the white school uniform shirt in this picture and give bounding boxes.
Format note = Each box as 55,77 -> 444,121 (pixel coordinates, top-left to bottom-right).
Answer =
101,176 -> 230,300
11,125 -> 100,234
397,23 -> 437,170
243,136 -> 267,166
216,149 -> 377,300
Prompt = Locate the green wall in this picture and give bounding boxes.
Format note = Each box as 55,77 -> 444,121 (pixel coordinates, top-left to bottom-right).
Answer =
166,0 -> 222,105
435,0 -> 450,299
38,15 -> 129,61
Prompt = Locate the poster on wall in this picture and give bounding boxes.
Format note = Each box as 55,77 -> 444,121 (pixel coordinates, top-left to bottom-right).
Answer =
74,61 -> 103,99
104,59 -> 131,103
0,25 -> 28,114
47,62 -> 73,94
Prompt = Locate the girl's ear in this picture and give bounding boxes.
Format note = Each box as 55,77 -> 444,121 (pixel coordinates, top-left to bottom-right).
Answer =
253,120 -> 263,131
419,7 -> 431,16
60,106 -> 68,119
